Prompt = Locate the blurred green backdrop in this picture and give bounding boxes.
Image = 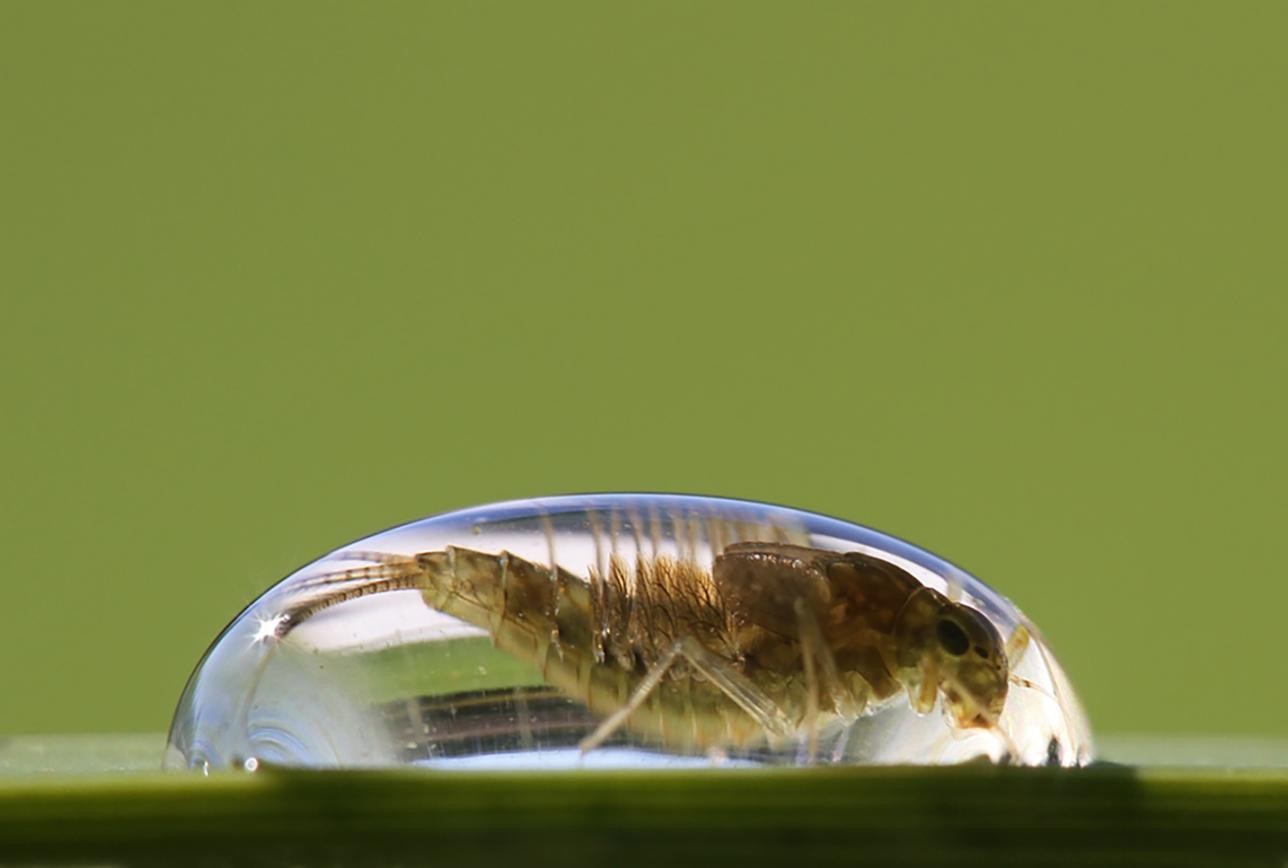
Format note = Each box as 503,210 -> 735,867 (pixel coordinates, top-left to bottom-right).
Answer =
1,2 -> 1284,739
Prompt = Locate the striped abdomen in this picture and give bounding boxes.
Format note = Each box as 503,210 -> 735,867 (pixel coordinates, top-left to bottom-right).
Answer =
414,546 -> 772,749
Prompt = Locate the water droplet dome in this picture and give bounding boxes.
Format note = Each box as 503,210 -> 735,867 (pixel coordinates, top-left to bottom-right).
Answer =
166,494 -> 1093,770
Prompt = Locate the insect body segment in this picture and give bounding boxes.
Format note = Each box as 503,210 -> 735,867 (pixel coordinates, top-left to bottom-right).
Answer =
713,544 -> 1015,734
275,540 -> 1022,757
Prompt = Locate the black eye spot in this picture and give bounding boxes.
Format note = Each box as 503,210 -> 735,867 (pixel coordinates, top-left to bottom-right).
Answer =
936,618 -> 970,656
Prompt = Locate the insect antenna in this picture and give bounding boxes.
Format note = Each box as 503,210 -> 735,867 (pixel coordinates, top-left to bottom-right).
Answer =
1031,634 -> 1076,718
1003,620 -> 1065,709
1009,674 -> 1057,703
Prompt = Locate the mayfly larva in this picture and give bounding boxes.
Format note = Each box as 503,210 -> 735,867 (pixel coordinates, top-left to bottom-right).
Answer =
166,494 -> 1094,769
275,542 -> 1028,759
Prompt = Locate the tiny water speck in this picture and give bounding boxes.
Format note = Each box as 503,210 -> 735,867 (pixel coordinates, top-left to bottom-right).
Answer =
166,494 -> 1093,770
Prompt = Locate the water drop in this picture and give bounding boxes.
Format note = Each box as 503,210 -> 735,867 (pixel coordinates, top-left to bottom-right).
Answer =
166,494 -> 1092,770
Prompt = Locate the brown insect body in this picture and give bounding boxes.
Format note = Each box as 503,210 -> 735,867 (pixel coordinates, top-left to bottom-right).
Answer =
281,540 -> 1014,753
715,542 -> 917,708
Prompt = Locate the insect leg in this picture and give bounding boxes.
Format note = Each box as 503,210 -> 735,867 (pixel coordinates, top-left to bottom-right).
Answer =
791,600 -> 873,763
792,600 -> 868,722
796,612 -> 820,762
912,655 -> 939,713
926,712 -> 1020,765
578,637 -> 795,754
828,722 -> 855,764
578,641 -> 685,754
669,636 -> 795,738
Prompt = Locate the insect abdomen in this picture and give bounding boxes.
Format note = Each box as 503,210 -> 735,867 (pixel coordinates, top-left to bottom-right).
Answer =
412,547 -> 765,750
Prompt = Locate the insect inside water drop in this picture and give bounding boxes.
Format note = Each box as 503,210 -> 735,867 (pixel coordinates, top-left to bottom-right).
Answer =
166,494 -> 1093,770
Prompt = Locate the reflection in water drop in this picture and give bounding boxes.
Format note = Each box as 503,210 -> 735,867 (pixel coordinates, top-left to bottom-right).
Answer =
166,494 -> 1093,770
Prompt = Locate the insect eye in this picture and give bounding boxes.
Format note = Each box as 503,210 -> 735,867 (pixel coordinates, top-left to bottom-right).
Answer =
936,618 -> 970,656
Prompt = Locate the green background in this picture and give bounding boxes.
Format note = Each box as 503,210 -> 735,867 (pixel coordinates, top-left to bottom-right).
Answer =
1,2 -> 1284,740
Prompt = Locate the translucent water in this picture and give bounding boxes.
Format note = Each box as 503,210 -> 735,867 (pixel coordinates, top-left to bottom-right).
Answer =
165,494 -> 1093,770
